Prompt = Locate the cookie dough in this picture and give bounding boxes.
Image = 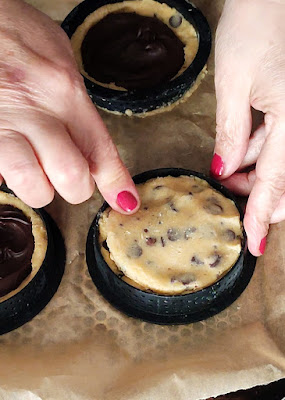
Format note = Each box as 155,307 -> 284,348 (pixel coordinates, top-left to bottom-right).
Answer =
0,191 -> 47,302
71,0 -> 199,91
99,176 -> 243,295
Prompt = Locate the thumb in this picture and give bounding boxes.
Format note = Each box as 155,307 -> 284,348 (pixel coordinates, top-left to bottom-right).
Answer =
211,71 -> 252,179
67,91 -> 140,214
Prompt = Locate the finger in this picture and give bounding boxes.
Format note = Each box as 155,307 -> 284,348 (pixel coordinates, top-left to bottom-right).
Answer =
211,67 -> 252,179
238,124 -> 266,170
21,114 -> 95,204
0,130 -> 54,207
244,116 -> 285,256
67,92 -> 140,214
220,170 -> 256,196
270,194 -> 285,223
221,165 -> 285,224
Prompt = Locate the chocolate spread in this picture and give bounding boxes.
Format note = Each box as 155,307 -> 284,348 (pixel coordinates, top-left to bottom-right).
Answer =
0,205 -> 34,297
81,12 -> 185,90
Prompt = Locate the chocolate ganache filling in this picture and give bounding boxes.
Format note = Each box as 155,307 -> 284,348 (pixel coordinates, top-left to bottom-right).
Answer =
0,205 -> 34,297
81,12 -> 185,90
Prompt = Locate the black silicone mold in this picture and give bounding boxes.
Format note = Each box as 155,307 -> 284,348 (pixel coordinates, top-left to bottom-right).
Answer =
61,0 -> 211,115
0,186 -> 65,334
86,168 -> 256,325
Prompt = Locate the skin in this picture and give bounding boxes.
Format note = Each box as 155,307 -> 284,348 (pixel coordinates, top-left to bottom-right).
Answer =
0,0 -> 140,213
214,0 -> 285,256
1,0 -> 284,257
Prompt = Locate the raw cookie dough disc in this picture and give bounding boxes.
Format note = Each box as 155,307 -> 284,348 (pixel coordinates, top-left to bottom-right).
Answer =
100,176 -> 243,295
86,168 -> 256,325
0,186 -> 65,334
62,0 -> 211,116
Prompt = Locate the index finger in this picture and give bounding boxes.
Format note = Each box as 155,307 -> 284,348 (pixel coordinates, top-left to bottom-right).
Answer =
67,90 -> 140,214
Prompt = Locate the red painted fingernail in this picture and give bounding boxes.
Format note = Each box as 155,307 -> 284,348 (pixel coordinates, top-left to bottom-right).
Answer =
210,153 -> 224,178
259,236 -> 267,255
117,191 -> 138,212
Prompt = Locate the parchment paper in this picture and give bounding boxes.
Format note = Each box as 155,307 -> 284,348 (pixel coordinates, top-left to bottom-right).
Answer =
0,1 -> 284,399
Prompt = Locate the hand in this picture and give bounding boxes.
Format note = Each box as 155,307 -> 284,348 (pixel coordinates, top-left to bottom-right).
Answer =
0,0 -> 140,213
212,0 -> 285,256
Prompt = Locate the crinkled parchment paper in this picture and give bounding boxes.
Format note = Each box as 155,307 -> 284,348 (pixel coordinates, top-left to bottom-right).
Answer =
0,1 -> 284,399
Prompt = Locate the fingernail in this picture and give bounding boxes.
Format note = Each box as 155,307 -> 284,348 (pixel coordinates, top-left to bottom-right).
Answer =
117,191 -> 138,212
210,153 -> 224,178
259,236 -> 267,255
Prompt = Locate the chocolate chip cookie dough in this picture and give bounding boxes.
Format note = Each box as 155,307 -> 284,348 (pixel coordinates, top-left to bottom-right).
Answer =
71,0 -> 199,91
99,176 -> 243,295
0,191 -> 47,301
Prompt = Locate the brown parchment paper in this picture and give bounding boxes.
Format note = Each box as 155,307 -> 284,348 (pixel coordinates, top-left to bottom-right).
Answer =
0,1 -> 284,399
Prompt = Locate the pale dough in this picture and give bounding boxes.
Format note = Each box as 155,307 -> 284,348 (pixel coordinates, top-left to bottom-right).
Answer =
99,176 -> 243,295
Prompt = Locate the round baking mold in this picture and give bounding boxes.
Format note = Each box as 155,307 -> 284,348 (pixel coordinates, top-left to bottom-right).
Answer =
61,0 -> 211,115
86,168 -> 256,325
0,185 -> 65,335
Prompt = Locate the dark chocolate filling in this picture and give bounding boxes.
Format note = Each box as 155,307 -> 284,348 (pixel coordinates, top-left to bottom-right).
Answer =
0,205 -> 34,297
81,12 -> 185,90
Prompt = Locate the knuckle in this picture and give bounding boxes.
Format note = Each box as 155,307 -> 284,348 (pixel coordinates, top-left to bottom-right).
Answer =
243,213 -> 267,244
256,162 -> 285,193
7,160 -> 37,187
0,130 -> 18,145
56,161 -> 88,186
87,137 -> 119,170
216,121 -> 237,148
50,64 -> 83,98
98,162 -> 129,192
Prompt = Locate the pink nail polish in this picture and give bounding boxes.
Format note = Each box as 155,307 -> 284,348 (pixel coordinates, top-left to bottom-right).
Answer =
117,191 -> 138,212
210,153 -> 224,178
259,236 -> 267,255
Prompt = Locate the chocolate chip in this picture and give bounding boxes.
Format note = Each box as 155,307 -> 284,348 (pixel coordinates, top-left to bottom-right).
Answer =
167,228 -> 181,241
171,273 -> 196,285
185,227 -> 197,239
127,243 -> 143,258
102,240 -> 109,251
191,184 -> 204,193
191,255 -> 204,265
204,197 -> 223,215
161,237 -> 165,247
188,192 -> 193,196
204,204 -> 223,215
209,254 -> 222,268
169,202 -> 178,212
154,185 -> 164,190
146,237 -> 157,246
223,229 -> 236,241
169,14 -> 182,28
143,207 -> 148,210
144,228 -> 149,233
119,223 -> 123,227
